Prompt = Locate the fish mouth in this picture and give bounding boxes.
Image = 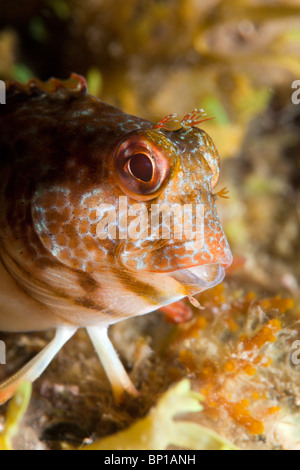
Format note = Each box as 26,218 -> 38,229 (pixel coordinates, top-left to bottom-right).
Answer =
169,263 -> 225,294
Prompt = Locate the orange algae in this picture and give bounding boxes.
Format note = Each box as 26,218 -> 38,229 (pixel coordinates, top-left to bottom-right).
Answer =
239,319 -> 281,352
251,392 -> 261,400
173,294 -> 294,435
224,316 -> 239,332
187,317 -> 208,337
266,407 -> 281,416
173,316 -> 208,345
201,391 -> 265,435
259,296 -> 295,313
224,361 -> 237,373
255,406 -> 282,421
243,364 -> 256,376
179,350 -> 198,374
220,319 -> 281,378
177,309 -> 282,435
244,292 -> 257,303
203,395 -> 264,435
226,399 -> 264,435
224,291 -> 256,319
199,283 -> 225,306
173,287 -> 287,436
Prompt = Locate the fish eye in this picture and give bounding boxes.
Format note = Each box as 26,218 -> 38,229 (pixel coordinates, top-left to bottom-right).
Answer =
113,131 -> 176,201
128,153 -> 154,182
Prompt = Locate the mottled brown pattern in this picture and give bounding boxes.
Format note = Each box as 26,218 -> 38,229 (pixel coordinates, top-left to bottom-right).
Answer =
0,74 -> 231,333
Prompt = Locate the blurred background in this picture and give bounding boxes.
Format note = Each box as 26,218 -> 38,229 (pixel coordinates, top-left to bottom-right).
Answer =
1,0 -> 300,292
1,0 -> 300,450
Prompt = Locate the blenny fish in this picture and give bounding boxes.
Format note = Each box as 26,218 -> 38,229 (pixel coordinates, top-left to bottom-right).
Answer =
0,74 -> 232,403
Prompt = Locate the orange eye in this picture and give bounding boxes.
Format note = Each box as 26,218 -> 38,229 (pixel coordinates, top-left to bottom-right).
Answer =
113,131 -> 176,201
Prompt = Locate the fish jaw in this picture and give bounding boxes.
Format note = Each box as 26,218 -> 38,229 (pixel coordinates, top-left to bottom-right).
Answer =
119,215 -> 233,276
118,220 -> 232,298
169,263 -> 227,296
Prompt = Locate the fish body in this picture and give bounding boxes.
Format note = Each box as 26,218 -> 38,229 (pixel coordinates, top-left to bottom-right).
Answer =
0,74 -> 232,401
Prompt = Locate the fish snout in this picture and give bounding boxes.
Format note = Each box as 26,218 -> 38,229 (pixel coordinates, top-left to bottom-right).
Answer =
213,239 -> 233,269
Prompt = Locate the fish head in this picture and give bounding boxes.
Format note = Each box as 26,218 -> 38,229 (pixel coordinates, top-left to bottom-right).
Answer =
110,124 -> 232,294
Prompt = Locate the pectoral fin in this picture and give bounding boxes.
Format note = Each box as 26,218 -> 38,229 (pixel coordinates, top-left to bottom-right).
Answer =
0,327 -> 77,405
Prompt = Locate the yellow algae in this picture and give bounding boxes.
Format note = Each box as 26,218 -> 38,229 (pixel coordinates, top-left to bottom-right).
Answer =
0,382 -> 32,451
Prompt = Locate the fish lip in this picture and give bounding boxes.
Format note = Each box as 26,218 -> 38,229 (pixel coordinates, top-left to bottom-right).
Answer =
169,263 -> 225,291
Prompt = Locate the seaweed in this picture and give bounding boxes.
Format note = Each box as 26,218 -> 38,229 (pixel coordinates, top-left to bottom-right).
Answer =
81,380 -> 237,451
